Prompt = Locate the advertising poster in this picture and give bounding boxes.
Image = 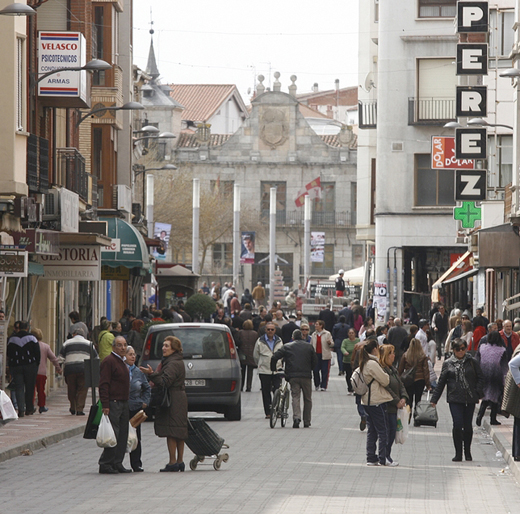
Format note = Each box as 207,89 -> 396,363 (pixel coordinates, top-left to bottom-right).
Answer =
373,282 -> 388,323
153,222 -> 171,260
240,231 -> 255,264
310,231 -> 325,262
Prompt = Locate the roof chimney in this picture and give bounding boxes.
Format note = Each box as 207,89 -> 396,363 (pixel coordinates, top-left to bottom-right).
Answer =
313,83 -> 319,93
335,78 -> 340,91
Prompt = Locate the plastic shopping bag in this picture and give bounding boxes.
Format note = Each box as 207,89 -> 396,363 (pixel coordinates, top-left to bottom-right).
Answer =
126,423 -> 138,453
0,389 -> 18,424
395,406 -> 410,444
96,414 -> 117,448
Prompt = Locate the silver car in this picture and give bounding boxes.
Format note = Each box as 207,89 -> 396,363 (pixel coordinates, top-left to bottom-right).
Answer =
139,323 -> 242,421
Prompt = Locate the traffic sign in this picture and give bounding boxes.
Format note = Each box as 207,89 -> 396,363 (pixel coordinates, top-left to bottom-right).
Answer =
455,170 -> 487,201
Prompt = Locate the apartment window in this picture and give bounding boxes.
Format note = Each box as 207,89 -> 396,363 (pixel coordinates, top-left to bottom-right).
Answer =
415,154 -> 455,206
418,0 -> 456,18
210,180 -> 234,196
352,245 -> 364,268
92,128 -> 103,179
313,182 -> 335,224
489,135 -> 513,188
212,243 -> 233,272
311,243 -> 334,276
17,37 -> 24,132
261,181 -> 286,216
374,0 -> 379,22
489,9 -> 514,58
351,182 -> 357,226
416,58 -> 456,121
92,3 -> 115,86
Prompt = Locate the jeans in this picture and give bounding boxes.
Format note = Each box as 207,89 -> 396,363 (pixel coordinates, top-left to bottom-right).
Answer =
259,374 -> 282,416
334,346 -> 344,373
289,377 -> 312,423
365,403 -> 388,464
313,354 -> 330,390
513,416 -> 520,458
355,393 -> 366,418
344,363 -> 353,392
241,364 -> 255,391
11,363 -> 38,414
386,411 -> 397,462
449,402 -> 475,431
99,400 -> 129,469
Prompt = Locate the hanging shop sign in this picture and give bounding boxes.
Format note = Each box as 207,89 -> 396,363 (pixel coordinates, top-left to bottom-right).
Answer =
37,245 -> 100,281
455,170 -> 487,201
37,31 -> 87,102
455,128 -> 487,159
431,136 -> 474,169
457,1 -> 489,33
456,86 -> 487,118
101,265 -> 130,281
0,251 -> 28,277
12,229 -> 59,255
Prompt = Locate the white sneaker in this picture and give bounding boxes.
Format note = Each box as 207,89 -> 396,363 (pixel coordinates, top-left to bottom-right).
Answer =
315,386 -> 320,391
385,459 -> 399,467
366,461 -> 380,466
320,387 -> 326,392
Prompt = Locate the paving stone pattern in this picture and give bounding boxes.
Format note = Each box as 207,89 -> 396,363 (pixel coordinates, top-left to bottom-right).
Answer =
1,369 -> 520,514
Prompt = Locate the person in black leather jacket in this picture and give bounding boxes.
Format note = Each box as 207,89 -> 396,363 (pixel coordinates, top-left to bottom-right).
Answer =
270,330 -> 318,429
431,339 -> 484,462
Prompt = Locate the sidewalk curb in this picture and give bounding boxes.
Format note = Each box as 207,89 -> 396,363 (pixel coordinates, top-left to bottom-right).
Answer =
483,419 -> 520,484
0,424 -> 84,464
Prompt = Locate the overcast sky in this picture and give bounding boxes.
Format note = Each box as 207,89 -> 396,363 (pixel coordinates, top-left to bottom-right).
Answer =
132,0 -> 359,103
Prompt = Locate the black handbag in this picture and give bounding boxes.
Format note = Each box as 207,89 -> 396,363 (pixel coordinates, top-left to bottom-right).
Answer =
401,366 -> 416,388
83,400 -> 102,439
149,385 -> 171,408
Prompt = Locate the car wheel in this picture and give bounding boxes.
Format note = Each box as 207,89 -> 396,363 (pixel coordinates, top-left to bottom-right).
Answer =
225,396 -> 241,421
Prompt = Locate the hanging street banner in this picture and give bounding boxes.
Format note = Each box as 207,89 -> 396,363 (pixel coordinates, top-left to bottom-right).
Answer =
240,232 -> 255,264
431,136 -> 475,169
310,232 -> 325,263
373,282 -> 388,323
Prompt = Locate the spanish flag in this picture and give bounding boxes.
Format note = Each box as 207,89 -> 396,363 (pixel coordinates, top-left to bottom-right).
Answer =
294,177 -> 322,207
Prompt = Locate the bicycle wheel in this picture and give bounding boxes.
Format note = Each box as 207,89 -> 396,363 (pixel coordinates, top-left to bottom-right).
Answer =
270,389 -> 281,428
280,391 -> 290,427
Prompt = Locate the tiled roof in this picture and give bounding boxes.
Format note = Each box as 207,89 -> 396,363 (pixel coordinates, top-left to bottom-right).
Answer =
177,133 -> 232,148
321,133 -> 358,149
299,104 -> 330,119
297,86 -> 358,105
169,84 -> 245,122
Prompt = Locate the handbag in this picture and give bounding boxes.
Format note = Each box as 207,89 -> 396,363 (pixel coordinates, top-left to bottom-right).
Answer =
401,366 -> 416,388
83,400 -> 103,440
149,385 -> 171,409
0,389 -> 18,424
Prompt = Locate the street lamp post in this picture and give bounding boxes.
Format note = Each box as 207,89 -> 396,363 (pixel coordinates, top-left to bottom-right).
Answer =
76,101 -> 144,127
0,3 -> 36,15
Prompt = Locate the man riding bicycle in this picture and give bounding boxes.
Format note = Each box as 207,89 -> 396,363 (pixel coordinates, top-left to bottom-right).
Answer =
270,329 -> 318,428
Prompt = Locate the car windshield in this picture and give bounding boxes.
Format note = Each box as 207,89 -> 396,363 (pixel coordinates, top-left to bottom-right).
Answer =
149,328 -> 230,360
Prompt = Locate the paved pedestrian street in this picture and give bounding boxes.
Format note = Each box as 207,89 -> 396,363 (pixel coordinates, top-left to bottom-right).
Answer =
1,372 -> 520,514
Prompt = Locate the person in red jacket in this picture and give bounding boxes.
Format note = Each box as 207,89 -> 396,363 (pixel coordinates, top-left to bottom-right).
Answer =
500,320 -> 520,360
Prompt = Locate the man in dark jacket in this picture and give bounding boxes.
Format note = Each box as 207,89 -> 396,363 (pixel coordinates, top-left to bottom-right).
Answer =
387,318 -> 408,364
281,314 -> 299,344
270,329 -> 318,429
98,336 -> 131,474
318,305 -> 336,333
432,304 -> 449,359
7,320 -> 40,417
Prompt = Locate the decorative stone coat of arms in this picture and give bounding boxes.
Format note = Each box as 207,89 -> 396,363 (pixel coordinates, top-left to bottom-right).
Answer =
260,108 -> 288,149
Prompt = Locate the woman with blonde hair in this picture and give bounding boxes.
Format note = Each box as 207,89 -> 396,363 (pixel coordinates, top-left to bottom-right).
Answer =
398,338 -> 431,418
140,336 -> 188,472
379,344 -> 408,466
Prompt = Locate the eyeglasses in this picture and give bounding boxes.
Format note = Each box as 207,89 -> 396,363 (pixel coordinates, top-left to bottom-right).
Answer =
301,328 -> 309,331
266,328 -> 275,331
454,347 -> 467,353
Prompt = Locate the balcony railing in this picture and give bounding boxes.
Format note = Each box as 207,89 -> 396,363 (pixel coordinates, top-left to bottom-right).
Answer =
408,98 -> 455,125
358,100 -> 377,129
27,134 -> 49,193
260,210 -> 353,227
56,148 -> 96,206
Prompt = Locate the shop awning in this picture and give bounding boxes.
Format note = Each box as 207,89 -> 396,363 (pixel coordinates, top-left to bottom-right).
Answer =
100,217 -> 150,270
431,251 -> 474,302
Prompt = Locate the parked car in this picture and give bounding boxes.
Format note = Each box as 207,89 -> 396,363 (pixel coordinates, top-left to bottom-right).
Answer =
139,323 -> 242,420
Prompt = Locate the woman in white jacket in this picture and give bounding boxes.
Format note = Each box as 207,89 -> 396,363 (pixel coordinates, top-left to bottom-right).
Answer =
360,339 -> 394,466
311,320 -> 334,391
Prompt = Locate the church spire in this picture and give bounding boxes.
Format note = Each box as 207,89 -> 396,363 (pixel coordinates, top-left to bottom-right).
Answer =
145,19 -> 160,83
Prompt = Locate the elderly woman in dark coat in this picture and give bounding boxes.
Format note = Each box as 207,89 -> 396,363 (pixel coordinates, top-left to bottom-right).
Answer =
236,319 -> 258,392
140,336 -> 188,472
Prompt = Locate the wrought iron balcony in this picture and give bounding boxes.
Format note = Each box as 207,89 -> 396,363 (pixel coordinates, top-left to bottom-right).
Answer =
260,210 -> 353,227
408,98 -> 456,125
56,148 -> 96,206
27,134 -> 49,193
358,100 -> 377,129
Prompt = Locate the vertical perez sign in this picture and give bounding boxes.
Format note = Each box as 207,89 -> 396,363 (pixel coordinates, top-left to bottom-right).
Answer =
37,32 -> 87,100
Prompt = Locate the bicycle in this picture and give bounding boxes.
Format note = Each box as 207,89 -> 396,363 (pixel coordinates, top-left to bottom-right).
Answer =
269,376 -> 290,428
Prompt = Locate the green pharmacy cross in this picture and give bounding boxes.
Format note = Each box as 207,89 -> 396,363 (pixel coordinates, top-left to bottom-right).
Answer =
453,201 -> 481,229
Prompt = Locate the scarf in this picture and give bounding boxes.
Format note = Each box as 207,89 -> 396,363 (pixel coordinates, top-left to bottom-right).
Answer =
453,354 -> 472,396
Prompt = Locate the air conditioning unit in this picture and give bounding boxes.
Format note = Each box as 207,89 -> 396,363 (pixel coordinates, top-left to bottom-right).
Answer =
43,189 -> 60,220
117,185 -> 132,213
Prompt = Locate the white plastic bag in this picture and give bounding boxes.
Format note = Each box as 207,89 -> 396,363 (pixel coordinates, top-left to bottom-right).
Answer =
331,352 -> 336,367
96,414 -> 117,448
126,423 -> 138,453
0,390 -> 18,424
395,406 -> 410,444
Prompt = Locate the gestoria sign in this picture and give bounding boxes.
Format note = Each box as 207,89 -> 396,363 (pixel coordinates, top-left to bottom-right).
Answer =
37,31 -> 87,101
37,246 -> 101,281
431,136 -> 475,170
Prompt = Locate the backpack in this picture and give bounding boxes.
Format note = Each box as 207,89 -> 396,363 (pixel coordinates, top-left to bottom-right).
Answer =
351,367 -> 373,396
